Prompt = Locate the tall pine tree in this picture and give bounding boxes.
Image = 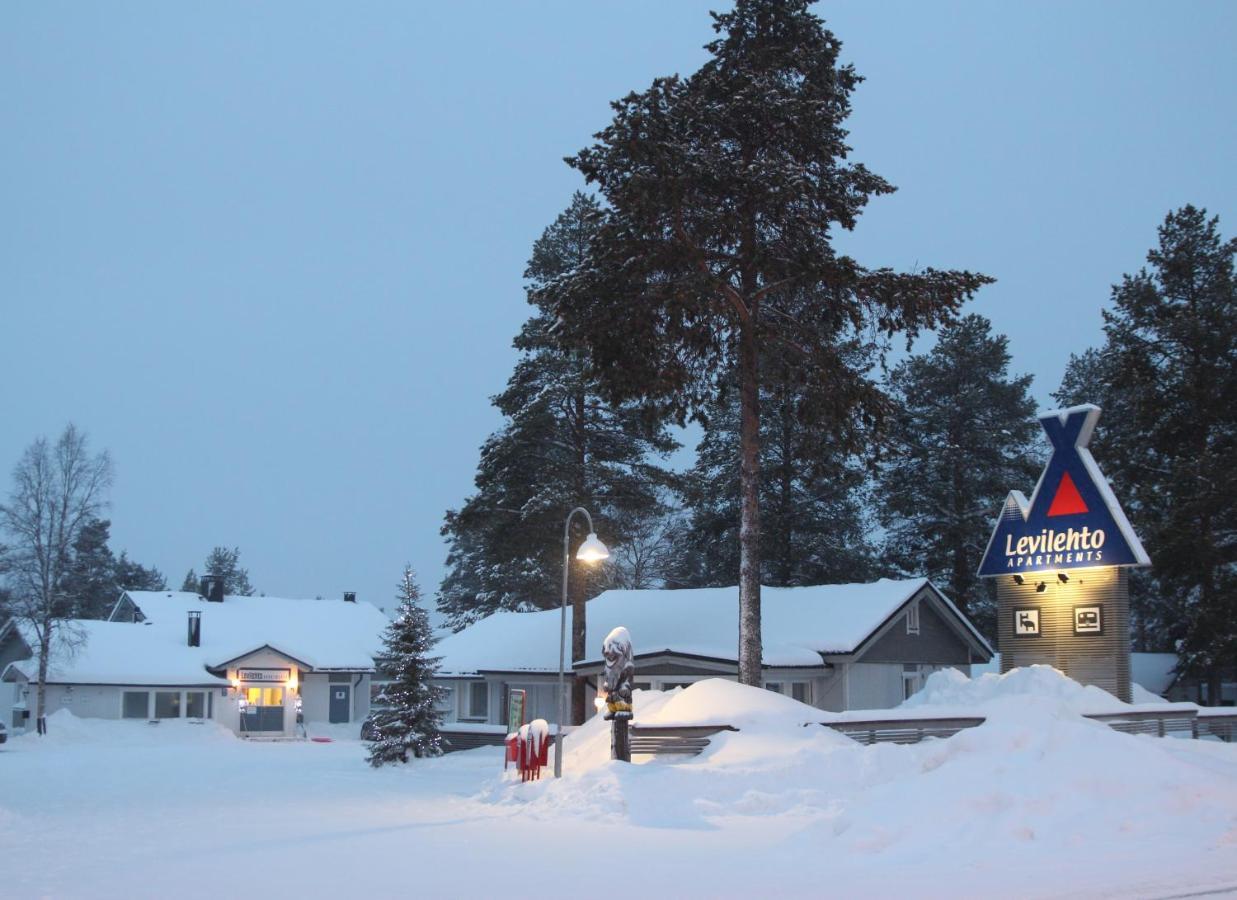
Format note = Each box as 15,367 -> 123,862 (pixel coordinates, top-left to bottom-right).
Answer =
1060,207 -> 1235,698
368,566 -> 444,765
875,314 -> 1039,636
539,0 -> 991,684
438,194 -> 677,651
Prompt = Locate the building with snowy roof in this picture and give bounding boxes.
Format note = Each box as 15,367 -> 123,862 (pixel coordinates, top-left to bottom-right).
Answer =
431,578 -> 994,736
0,577 -> 388,737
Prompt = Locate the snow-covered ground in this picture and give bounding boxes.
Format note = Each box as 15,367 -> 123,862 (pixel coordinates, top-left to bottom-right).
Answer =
2,669 -> 1236,899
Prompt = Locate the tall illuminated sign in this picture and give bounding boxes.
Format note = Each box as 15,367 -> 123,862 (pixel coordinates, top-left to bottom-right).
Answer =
978,404 -> 1149,702
978,405 -> 1149,576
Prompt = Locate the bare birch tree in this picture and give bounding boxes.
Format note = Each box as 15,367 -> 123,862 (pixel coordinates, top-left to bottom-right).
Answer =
0,425 -> 112,735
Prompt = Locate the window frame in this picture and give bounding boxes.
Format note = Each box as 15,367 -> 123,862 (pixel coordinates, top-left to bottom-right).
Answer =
461,681 -> 489,721
122,690 -> 150,719
906,601 -> 921,635
154,690 -> 182,719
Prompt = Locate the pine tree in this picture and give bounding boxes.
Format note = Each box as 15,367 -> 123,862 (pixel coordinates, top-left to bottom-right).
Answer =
1065,207 -> 1235,698
113,552 -> 166,593
61,518 -> 118,618
540,1 -> 991,684
185,547 -> 255,595
875,314 -> 1039,636
673,361 -> 876,588
57,519 -> 167,618
368,566 -> 444,765
439,193 -> 677,633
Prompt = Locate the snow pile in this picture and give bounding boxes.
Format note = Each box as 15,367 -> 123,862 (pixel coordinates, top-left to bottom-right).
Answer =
902,663 -> 1122,713
483,671 -> 1237,884
9,708 -> 237,749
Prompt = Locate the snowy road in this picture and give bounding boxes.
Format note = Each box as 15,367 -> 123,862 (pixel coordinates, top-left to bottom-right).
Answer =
2,685 -> 1237,900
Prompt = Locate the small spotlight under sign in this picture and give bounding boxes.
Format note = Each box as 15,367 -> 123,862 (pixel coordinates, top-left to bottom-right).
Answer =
1036,582 -> 1047,593
1057,572 -> 1070,584
1013,574 -> 1025,585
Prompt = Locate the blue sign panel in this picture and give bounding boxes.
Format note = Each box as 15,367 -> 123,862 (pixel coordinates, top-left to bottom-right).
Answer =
978,405 -> 1149,577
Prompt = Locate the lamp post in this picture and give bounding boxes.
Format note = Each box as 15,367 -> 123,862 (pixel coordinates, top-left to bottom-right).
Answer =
554,507 -> 610,778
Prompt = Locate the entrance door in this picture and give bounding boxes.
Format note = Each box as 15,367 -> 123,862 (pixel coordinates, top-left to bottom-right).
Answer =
329,685 -> 350,723
243,686 -> 285,732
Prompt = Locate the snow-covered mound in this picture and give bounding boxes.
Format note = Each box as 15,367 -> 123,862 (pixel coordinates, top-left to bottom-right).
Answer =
484,668 -> 1237,882
902,663 -> 1123,713
9,708 -> 237,749
639,677 -> 824,728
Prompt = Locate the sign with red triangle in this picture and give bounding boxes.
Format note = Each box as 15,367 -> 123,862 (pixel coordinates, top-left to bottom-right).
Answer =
978,405 -> 1149,576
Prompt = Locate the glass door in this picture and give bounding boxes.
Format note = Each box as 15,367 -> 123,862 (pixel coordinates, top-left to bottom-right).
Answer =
242,686 -> 285,732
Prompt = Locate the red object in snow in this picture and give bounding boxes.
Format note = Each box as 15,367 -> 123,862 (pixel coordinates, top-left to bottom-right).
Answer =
504,720 -> 551,782
310,737 -> 333,743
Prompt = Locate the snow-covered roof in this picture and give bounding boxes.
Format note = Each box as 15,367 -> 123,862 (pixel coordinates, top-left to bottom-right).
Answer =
435,579 -> 986,675
5,591 -> 388,685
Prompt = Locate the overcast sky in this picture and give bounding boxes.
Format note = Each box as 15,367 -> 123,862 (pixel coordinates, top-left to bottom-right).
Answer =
2,1 -> 1234,614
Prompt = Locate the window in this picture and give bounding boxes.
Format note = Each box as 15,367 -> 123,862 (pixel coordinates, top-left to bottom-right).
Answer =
122,691 -> 149,719
906,602 -> 920,635
154,691 -> 181,718
791,682 -> 810,704
464,682 -> 488,719
185,692 -> 206,719
764,682 -> 783,694
902,664 -> 923,701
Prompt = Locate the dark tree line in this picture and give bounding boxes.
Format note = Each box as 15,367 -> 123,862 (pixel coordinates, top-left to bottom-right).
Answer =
1056,206 -> 1235,698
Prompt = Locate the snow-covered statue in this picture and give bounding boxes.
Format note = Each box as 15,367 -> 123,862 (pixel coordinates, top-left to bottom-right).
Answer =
601,626 -> 635,720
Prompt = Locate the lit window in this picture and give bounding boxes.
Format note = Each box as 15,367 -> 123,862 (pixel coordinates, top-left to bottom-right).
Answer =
907,603 -> 920,635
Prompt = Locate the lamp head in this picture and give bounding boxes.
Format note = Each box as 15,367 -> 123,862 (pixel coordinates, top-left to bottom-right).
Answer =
576,532 -> 610,563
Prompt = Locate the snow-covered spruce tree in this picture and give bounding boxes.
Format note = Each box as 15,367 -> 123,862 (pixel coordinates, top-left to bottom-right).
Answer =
368,566 -> 444,765
1059,207 -> 1235,699
539,0 -> 991,684
875,314 -> 1039,637
439,192 -> 678,721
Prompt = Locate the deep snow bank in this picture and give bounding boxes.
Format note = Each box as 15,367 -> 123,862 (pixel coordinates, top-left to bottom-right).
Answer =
8,708 -> 236,749
485,673 -> 1237,870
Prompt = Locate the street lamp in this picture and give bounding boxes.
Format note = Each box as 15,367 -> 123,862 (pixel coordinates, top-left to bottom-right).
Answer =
554,507 -> 610,777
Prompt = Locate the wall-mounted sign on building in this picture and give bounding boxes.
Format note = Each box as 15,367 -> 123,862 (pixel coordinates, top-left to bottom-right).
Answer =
1013,608 -> 1041,636
978,405 -> 1149,702
237,668 -> 290,683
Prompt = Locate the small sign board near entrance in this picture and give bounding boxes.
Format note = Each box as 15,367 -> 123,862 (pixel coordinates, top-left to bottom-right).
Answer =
238,668 -> 290,683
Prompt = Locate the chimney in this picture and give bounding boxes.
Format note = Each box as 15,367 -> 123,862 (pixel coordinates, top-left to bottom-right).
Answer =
187,610 -> 201,647
200,575 -> 225,603
343,592 -> 356,603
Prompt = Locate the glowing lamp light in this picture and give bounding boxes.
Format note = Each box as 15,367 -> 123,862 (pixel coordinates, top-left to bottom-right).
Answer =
576,533 -> 610,563
287,674 -> 299,693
